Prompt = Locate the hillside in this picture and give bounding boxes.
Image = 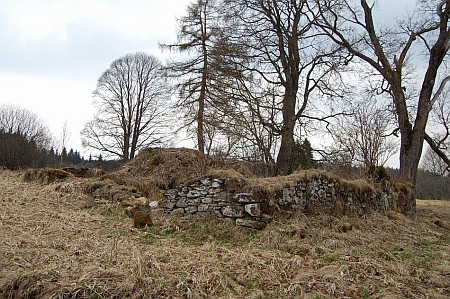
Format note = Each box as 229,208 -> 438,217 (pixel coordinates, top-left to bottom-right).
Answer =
1,165 -> 449,298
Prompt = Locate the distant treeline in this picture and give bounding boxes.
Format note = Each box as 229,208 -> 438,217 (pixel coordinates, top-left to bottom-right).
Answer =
1,129 -> 447,199
386,167 -> 450,200
0,130 -> 122,172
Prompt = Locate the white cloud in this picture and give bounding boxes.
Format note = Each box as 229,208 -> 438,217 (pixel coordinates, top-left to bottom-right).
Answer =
0,0 -> 190,79
4,1 -> 75,43
2,0 -> 187,44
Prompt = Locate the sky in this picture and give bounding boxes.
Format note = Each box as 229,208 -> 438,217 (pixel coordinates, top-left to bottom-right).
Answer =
0,0 -> 412,165
0,0 -> 191,156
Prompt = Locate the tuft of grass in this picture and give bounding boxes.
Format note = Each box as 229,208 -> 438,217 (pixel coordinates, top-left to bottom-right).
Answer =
319,253 -> 341,266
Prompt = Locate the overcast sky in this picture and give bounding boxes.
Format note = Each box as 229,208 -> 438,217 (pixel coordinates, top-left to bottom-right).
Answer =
0,0 -> 411,163
0,0 -> 190,156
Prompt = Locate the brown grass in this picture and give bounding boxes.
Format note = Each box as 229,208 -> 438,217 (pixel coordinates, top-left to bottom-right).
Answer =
243,169 -> 377,196
1,169 -> 450,298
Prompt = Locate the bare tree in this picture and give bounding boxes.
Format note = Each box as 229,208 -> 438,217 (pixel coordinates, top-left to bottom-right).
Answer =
0,104 -> 53,169
313,0 -> 450,184
325,99 -> 398,177
424,75 -> 450,172
60,120 -> 71,167
204,94 -> 281,162
421,146 -> 449,175
221,0 -> 350,174
81,53 -> 171,161
0,104 -> 52,150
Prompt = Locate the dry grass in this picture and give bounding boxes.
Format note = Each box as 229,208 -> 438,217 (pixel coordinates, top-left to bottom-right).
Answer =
243,169 -> 377,197
1,168 -> 450,298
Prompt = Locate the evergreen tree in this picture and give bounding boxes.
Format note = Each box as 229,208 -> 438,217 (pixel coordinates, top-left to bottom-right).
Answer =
302,139 -> 314,168
61,147 -> 68,162
74,150 -> 82,165
292,138 -> 315,171
68,148 -> 74,164
160,0 -> 224,155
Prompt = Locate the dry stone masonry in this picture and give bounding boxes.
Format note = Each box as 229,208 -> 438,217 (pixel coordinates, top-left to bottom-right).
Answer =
164,171 -> 413,230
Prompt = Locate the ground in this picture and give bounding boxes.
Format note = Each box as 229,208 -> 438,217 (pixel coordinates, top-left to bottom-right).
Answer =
0,169 -> 449,298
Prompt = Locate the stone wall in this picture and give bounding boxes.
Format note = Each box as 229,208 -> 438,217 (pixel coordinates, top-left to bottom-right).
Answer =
164,171 -> 412,229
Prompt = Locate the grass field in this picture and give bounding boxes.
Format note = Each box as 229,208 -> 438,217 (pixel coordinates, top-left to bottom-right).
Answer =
0,169 -> 449,298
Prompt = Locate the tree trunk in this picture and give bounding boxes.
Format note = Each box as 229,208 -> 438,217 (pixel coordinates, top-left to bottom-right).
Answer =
277,128 -> 295,175
276,89 -> 297,175
398,132 -> 425,184
197,41 -> 208,156
123,135 -> 130,161
396,21 -> 448,184
197,92 -> 205,155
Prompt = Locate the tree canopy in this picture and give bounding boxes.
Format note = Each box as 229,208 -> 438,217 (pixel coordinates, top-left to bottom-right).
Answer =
81,52 -> 171,161
0,105 -> 53,170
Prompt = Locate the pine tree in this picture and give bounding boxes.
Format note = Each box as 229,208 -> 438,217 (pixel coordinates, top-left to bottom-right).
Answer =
302,139 -> 314,168
292,138 -> 315,171
68,148 -> 74,164
61,147 -> 67,161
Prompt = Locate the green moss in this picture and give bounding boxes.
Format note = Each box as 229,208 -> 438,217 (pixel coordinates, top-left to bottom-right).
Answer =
319,253 -> 341,266
145,151 -> 160,168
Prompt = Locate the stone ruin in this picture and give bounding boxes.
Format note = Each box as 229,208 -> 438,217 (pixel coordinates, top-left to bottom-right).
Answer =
164,170 -> 414,230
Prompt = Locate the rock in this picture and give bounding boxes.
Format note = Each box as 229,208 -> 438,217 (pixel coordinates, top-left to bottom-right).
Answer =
245,203 -> 263,217
187,190 -> 202,198
211,208 -> 223,218
245,203 -> 274,220
163,173 -> 399,230
200,179 -> 211,185
176,198 -> 188,208
148,201 -> 158,208
165,189 -> 178,200
201,198 -> 212,204
282,187 -> 296,204
236,218 -> 267,230
211,181 -> 221,188
234,192 -> 254,203
223,178 -> 245,192
214,192 -> 231,202
164,200 -> 176,210
185,206 -> 198,214
221,206 -> 244,218
133,204 -> 151,213
198,204 -> 209,212
125,207 -> 133,218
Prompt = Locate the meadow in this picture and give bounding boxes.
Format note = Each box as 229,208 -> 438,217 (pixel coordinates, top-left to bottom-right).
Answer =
1,168 -> 449,298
